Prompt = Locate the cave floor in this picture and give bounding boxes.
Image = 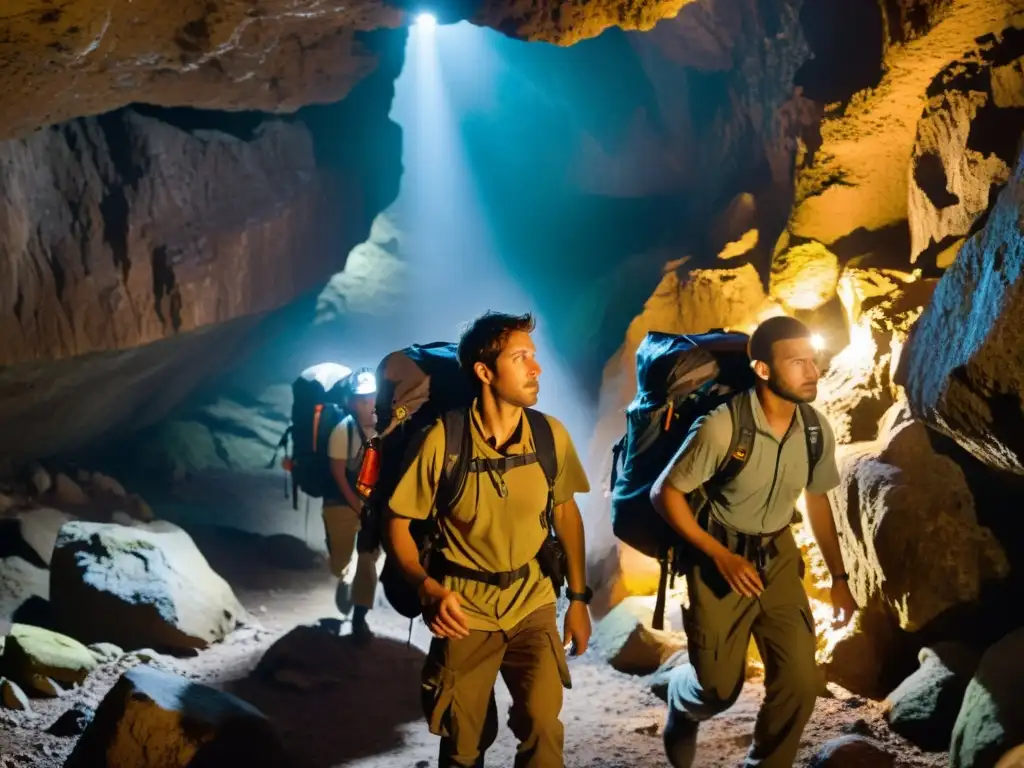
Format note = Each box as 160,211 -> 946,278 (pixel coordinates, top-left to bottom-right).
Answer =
0,525 -> 948,768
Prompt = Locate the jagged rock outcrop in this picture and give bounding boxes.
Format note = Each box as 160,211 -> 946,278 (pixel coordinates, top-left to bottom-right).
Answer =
827,401 -> 1009,634
909,27 -> 1024,265
0,0 -> 696,142
0,31 -> 405,465
901,145 -> 1024,474
815,267 -> 936,444
785,1 -> 1022,268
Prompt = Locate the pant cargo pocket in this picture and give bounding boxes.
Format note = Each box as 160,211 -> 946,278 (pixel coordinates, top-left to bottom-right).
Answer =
422,656 -> 458,737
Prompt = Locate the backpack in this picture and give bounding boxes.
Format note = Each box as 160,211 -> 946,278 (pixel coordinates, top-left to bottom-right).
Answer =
357,342 -> 559,620
608,329 -> 823,628
273,363 -> 354,509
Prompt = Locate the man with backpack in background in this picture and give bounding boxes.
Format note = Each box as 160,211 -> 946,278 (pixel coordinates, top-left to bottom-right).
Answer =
323,367 -> 379,642
650,315 -> 858,768
384,311 -> 592,768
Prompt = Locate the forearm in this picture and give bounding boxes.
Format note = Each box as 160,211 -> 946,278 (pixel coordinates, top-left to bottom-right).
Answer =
651,479 -> 730,562
804,491 -> 847,578
552,500 -> 587,593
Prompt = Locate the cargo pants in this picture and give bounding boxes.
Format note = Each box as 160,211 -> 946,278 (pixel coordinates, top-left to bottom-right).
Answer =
322,504 -> 379,609
667,528 -> 819,768
421,603 -> 572,768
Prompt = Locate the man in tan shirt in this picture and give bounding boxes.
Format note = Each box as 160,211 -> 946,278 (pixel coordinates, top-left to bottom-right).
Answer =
324,368 -> 379,641
386,311 -> 592,768
651,315 -> 858,768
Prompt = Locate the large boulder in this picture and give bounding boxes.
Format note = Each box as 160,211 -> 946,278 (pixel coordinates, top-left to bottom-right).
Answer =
0,623 -> 97,696
951,628 -> 1024,768
884,642 -> 980,751
50,521 -> 245,654
827,401 -> 1009,634
64,664 -> 299,768
901,144 -> 1024,475
591,596 -> 685,675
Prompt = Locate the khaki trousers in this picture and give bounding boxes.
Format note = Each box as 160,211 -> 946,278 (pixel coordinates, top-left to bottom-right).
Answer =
322,504 -> 378,609
421,603 -> 572,768
668,529 -> 819,768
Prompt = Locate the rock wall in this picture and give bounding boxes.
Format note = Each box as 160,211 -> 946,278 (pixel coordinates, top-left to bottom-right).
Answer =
0,28 -> 406,465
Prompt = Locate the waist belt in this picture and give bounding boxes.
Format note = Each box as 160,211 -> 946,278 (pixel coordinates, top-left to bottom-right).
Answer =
431,554 -> 532,590
705,515 -> 787,564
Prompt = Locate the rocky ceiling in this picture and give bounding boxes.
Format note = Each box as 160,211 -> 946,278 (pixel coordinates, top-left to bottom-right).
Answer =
1,0 -> 1023,470
0,0 -> 692,141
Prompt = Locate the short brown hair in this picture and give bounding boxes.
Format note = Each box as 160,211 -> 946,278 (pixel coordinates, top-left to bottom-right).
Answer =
457,311 -> 536,380
748,315 -> 810,364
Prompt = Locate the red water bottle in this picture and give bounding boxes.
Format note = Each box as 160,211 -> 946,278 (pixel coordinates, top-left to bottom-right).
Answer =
356,436 -> 381,499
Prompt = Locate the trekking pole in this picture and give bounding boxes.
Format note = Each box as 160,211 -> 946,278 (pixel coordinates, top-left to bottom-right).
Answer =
407,617 -> 414,648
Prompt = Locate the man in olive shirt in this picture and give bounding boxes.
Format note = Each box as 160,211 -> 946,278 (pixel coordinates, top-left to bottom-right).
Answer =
651,315 -> 858,768
386,311 -> 593,768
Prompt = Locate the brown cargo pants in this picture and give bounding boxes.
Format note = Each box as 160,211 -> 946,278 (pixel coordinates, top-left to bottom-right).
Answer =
667,528 -> 819,768
420,603 -> 572,768
322,504 -> 379,609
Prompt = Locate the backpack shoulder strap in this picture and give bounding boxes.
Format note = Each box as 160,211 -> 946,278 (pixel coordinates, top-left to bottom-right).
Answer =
798,403 -> 823,486
523,408 -> 558,489
437,408 -> 472,513
711,391 -> 756,487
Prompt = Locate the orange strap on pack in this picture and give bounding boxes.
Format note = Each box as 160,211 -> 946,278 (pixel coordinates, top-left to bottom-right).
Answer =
312,404 -> 324,449
664,402 -> 673,431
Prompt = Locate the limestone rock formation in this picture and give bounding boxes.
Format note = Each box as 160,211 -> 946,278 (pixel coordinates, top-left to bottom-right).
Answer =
64,663 -> 298,768
49,521 -> 246,653
786,1 -> 1022,268
815,268 -> 936,444
827,402 -> 1009,634
909,26 -> 1024,265
901,145 -> 1024,475
0,31 -> 404,464
0,0 -> 697,143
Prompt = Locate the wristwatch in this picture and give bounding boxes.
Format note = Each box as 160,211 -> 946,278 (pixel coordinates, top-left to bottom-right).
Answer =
832,572 -> 849,582
565,586 -> 593,604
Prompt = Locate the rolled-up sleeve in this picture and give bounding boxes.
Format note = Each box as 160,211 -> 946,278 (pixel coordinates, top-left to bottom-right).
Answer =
663,408 -> 731,495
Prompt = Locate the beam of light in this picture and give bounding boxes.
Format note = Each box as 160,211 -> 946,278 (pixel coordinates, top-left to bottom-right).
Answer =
810,332 -> 826,352
415,12 -> 436,29
386,22 -> 592,444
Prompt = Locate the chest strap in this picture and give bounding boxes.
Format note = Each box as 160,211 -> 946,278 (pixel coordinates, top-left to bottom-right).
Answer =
467,452 -> 538,474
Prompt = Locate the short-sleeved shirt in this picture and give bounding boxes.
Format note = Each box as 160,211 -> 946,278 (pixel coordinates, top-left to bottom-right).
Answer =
663,388 -> 840,534
325,415 -> 375,507
388,402 -> 591,632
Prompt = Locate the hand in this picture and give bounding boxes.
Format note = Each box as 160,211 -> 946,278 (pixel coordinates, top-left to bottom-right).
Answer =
713,551 -> 764,598
562,600 -> 592,656
830,579 -> 858,628
420,580 -> 471,640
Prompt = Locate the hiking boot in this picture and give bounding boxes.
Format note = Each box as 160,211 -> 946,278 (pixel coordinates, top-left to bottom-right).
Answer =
351,615 -> 373,644
334,580 -> 353,616
663,706 -> 699,768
